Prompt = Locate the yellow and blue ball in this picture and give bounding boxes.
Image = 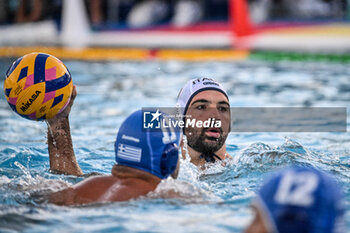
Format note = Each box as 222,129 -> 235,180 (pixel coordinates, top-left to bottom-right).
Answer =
3,52 -> 73,121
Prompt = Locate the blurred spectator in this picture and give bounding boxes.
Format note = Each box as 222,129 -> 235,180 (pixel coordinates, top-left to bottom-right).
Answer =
4,0 -> 347,28
249,0 -> 271,23
85,0 -> 137,27
127,0 -> 205,28
124,0 -> 348,28
16,0 -> 43,23
172,0 -> 204,27
256,0 -> 347,22
127,0 -> 170,28
6,0 -> 62,24
0,0 -> 8,24
282,0 -> 346,18
90,0 -> 103,25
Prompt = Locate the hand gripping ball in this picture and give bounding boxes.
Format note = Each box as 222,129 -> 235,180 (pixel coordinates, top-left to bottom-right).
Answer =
3,53 -> 73,121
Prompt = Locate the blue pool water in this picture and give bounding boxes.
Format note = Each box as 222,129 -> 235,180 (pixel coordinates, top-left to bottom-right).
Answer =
0,59 -> 349,232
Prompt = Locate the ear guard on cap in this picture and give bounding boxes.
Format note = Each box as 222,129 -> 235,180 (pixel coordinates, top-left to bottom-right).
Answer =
160,143 -> 179,177
277,209 -> 309,233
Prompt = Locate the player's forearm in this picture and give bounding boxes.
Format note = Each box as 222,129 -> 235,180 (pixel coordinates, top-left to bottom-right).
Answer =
47,117 -> 83,176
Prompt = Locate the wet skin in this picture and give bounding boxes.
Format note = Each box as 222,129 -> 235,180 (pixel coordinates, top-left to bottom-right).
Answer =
49,165 -> 161,206
245,206 -> 270,233
183,90 -> 231,166
45,86 -> 180,205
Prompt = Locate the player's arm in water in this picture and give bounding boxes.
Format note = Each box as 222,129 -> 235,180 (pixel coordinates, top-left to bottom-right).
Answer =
48,165 -> 162,205
46,86 -> 83,176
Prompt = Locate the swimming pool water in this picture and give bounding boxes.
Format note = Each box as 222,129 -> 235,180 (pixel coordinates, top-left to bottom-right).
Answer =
0,59 -> 349,232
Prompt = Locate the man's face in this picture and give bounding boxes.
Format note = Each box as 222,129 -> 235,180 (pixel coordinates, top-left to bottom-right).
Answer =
245,206 -> 270,233
184,90 -> 230,154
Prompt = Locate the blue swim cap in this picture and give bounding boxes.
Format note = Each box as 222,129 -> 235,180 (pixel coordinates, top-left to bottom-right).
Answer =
255,166 -> 345,233
114,110 -> 181,179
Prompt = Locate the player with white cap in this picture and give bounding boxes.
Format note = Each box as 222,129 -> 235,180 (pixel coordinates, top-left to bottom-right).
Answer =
176,77 -> 231,167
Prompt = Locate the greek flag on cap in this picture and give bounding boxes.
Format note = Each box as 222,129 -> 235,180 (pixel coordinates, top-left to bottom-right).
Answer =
114,110 -> 181,179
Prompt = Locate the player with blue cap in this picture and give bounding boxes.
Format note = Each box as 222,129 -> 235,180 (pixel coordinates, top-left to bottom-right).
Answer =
176,78 -> 231,166
49,108 -> 181,205
115,109 -> 181,179
245,166 -> 345,233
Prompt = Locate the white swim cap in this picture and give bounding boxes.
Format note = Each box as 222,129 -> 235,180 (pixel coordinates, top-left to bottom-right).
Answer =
176,78 -> 229,115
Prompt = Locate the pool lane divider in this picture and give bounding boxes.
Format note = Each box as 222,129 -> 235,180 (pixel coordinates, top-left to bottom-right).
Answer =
251,51 -> 350,63
0,47 -> 349,63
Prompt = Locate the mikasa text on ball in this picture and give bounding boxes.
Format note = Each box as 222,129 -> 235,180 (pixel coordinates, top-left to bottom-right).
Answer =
4,53 -> 73,120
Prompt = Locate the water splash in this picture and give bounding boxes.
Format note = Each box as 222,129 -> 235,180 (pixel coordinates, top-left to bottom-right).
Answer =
14,161 -> 35,185
147,178 -> 221,203
177,135 -> 199,182
0,176 -> 11,186
1,161 -> 71,205
181,135 -> 191,162
227,137 -> 316,179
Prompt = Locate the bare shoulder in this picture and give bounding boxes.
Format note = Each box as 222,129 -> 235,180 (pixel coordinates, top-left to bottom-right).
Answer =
49,175 -> 119,206
73,175 -> 117,190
